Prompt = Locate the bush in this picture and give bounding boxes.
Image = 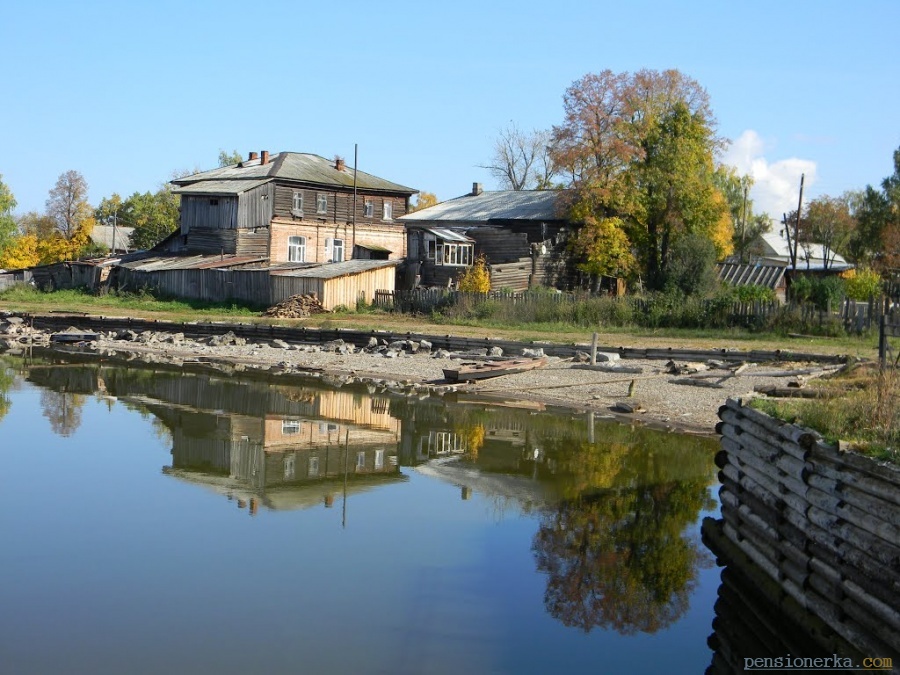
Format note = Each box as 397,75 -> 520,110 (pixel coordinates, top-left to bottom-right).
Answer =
841,268 -> 883,301
457,255 -> 491,293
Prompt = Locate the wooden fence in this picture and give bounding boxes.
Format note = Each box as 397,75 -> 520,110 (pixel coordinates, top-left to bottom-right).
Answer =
373,289 -> 897,332
712,399 -> 900,659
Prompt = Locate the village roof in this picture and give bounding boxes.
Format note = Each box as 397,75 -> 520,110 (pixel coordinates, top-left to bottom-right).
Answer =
424,227 -> 475,243
757,231 -> 852,271
171,152 -> 417,195
268,258 -> 400,279
91,224 -> 134,250
116,254 -> 267,271
400,190 -> 566,224
716,261 -> 786,289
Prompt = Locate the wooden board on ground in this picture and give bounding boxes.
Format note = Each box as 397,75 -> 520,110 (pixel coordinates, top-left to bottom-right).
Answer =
443,356 -> 549,383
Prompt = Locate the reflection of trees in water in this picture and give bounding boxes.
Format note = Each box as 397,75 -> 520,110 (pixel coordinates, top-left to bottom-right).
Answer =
0,366 -> 14,422
40,390 -> 86,437
532,434 -> 715,635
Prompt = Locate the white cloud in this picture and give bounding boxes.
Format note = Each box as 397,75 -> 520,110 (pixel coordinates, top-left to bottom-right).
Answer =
722,130 -> 817,222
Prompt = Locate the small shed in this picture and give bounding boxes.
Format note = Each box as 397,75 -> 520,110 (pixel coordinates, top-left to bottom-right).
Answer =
269,259 -> 400,310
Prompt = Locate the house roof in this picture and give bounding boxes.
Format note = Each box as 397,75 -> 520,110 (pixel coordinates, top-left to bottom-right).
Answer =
757,231 -> 852,271
400,190 -> 566,224
90,224 -> 134,250
117,254 -> 267,271
717,262 -> 786,289
172,152 -> 417,195
424,227 -> 474,243
268,259 -> 400,279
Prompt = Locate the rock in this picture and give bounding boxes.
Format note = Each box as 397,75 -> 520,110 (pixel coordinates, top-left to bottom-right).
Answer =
522,347 -> 545,358
384,350 -> 399,358
322,339 -> 345,352
574,351 -> 591,363
595,352 -> 619,362
612,401 -> 645,414
263,294 -> 329,318
433,349 -> 451,358
6,317 -> 25,325
419,340 -> 432,352
488,346 -> 504,357
272,339 -> 291,349
365,337 -> 379,350
388,340 -> 407,351
407,341 -> 420,353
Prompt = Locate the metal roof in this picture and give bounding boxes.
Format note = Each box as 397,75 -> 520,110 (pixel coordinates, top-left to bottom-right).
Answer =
400,190 -> 566,224
172,178 -> 271,196
269,259 -> 400,279
171,153 -> 417,195
717,262 -> 786,289
424,227 -> 474,243
91,224 -> 134,249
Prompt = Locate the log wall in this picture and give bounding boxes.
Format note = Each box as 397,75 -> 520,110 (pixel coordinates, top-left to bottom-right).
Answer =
712,398 -> 900,660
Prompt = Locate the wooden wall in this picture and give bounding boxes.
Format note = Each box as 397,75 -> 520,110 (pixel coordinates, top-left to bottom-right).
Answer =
273,184 -> 407,225
180,195 -> 238,232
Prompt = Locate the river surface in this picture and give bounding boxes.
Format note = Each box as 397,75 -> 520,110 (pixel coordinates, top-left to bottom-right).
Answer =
0,352 -> 725,674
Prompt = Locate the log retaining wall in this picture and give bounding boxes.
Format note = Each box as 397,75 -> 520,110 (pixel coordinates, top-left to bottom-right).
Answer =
712,398 -> 900,660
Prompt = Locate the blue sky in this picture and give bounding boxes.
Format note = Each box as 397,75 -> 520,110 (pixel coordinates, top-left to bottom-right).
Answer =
2,0 -> 898,220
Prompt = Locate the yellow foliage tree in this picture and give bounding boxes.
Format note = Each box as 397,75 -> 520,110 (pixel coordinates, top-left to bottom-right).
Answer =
457,254 -> 491,292
0,234 -> 39,270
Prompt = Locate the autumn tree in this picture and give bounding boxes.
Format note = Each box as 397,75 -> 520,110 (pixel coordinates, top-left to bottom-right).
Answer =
482,122 -> 557,190
568,216 -> 635,288
713,167 -> 769,263
0,174 -> 17,261
410,191 -> 439,212
457,254 -> 491,292
802,194 -> 856,269
46,170 -> 93,241
551,69 -> 730,291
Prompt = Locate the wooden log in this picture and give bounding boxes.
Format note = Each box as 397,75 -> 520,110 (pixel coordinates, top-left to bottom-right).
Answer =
807,506 -> 900,570
719,407 -> 812,462
722,398 -> 822,447
839,598 -> 900,658
807,454 -> 900,506
812,439 -> 900,486
753,384 -> 835,398
808,541 -> 900,600
669,377 -> 724,388
844,578 -> 900,633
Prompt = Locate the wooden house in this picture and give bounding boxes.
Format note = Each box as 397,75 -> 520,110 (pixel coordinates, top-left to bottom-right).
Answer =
399,184 -> 572,290
167,151 -> 417,264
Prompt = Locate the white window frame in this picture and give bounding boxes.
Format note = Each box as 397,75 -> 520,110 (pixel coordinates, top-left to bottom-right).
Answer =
356,451 -> 367,470
308,456 -> 320,477
424,234 -> 436,260
287,236 -> 306,263
383,200 -> 392,221
326,238 -> 345,263
292,191 -> 303,216
282,419 -> 301,435
284,455 -> 295,479
375,449 -> 384,470
363,199 -> 374,218
316,193 -> 328,215
441,243 -> 473,266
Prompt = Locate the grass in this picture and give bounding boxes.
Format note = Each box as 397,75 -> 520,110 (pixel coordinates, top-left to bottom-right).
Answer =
749,362 -> 900,462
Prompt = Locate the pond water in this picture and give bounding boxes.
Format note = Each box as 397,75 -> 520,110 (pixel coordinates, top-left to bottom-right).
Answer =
0,352 -> 725,674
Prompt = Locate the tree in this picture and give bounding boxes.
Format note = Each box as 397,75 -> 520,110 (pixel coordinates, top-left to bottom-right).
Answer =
410,191 -> 439,212
665,232 -> 719,296
218,149 -> 243,167
713,167 -> 769,262
40,390 -> 86,437
568,216 -> 635,285
46,170 -> 93,241
482,123 -> 557,190
802,194 -> 856,269
122,187 -> 180,250
551,69 -> 730,290
0,174 -> 18,257
457,254 -> 491,292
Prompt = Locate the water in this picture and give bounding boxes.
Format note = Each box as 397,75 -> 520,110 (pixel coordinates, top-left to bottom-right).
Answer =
0,353 -> 723,674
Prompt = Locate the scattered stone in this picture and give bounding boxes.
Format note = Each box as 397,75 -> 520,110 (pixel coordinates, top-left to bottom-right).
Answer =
322,339 -> 345,352
419,340 -> 432,352
574,351 -> 591,363
522,347 -> 545,358
272,339 -> 291,349
365,337 -> 379,350
488,346 -> 504,358
595,352 -> 619,362
433,349 -> 451,358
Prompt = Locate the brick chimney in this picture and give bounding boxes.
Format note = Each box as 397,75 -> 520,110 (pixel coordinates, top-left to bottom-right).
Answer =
472,182 -> 483,196
335,156 -> 346,172
248,151 -> 258,161
260,150 -> 269,165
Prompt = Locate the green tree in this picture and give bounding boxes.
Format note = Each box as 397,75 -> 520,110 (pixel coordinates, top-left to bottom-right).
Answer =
0,174 -> 17,260
665,232 -> 719,296
218,149 -> 243,167
713,166 -> 769,262
123,187 -> 181,250
551,69 -> 731,290
568,215 -> 635,286
802,194 -> 856,269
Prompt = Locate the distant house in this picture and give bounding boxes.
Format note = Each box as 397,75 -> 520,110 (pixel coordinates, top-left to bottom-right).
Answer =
399,184 -> 572,290
167,151 -> 417,264
756,230 -> 853,273
91,224 -> 134,254
717,261 -> 788,303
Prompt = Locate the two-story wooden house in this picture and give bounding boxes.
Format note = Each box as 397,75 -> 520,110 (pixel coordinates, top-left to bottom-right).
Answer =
168,151 -> 417,264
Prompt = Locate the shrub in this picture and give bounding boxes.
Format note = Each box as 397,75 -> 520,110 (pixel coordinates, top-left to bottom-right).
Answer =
457,255 -> 491,293
841,268 -> 883,300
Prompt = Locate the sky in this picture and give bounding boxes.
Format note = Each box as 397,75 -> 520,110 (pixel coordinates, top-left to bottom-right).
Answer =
2,0 -> 898,222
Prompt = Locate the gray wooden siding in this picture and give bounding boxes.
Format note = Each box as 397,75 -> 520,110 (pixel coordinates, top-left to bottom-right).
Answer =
237,183 -> 274,230
273,184 -> 408,225
180,195 -> 238,232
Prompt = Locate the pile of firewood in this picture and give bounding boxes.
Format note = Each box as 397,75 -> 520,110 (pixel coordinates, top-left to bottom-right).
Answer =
263,294 -> 329,318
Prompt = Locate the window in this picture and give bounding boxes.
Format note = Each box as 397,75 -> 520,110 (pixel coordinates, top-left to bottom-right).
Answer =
292,191 -> 303,216
287,236 -> 306,262
308,456 -> 320,477
441,243 -> 474,266
282,419 -> 301,435
425,235 -> 437,260
375,449 -> 384,470
356,451 -> 367,470
383,200 -> 392,221
284,455 -> 295,479
316,193 -> 328,214
326,238 -> 344,262
209,198 -> 219,206
363,199 -> 373,218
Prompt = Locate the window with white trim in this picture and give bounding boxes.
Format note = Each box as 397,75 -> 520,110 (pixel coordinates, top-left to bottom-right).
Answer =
363,199 -> 374,218
284,455 -> 295,479
375,449 -> 384,470
291,191 -> 303,216
282,419 -> 301,435
441,243 -> 474,266
383,201 -> 392,221
287,236 -> 306,262
356,451 -> 367,470
316,193 -> 328,214
326,238 -> 344,262
308,456 -> 320,477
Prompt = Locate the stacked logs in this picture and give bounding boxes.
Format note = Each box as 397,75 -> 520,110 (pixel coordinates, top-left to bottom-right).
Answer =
262,294 -> 329,318
714,398 -> 900,660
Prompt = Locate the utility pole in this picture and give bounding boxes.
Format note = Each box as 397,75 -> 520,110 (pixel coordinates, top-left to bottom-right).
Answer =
112,210 -> 118,254
352,144 -> 358,259
740,182 -> 749,264
792,174 -> 804,270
